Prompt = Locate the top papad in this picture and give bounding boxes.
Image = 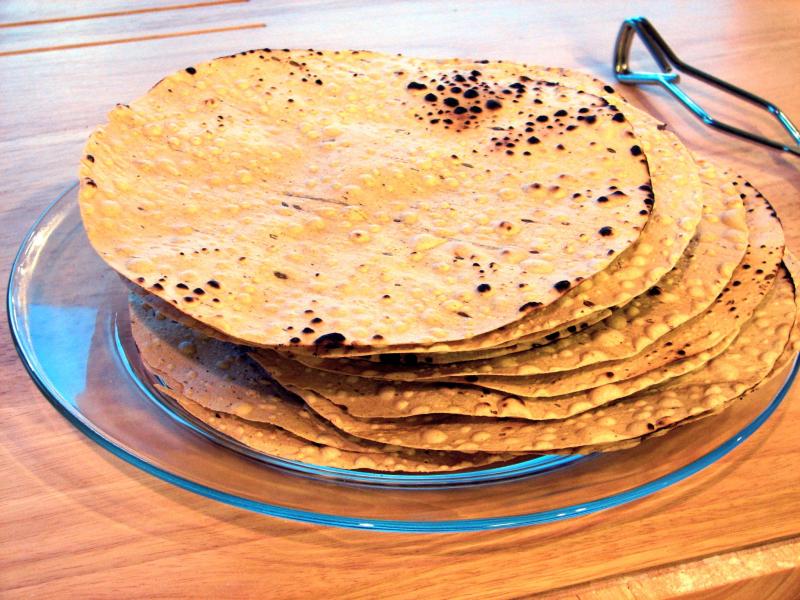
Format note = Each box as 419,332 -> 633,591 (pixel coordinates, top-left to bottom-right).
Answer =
79,49 -> 654,350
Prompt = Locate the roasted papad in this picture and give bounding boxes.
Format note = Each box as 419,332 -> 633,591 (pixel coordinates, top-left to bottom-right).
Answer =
82,50 -> 657,351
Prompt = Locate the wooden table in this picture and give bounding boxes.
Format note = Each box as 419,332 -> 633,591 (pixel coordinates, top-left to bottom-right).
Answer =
2,1 -> 799,597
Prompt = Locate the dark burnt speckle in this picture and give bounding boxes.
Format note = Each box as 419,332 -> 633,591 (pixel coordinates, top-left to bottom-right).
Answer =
554,280 -> 571,292
519,301 -> 542,312
314,332 -> 346,348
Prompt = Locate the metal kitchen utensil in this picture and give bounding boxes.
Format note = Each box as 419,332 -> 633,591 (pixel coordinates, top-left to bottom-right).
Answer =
613,16 -> 800,157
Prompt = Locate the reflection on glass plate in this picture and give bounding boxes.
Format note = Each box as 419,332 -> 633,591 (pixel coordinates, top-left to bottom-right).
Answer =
8,184 -> 798,532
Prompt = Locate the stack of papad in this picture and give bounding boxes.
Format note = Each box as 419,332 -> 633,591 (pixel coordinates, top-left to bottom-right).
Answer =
78,49 -> 798,472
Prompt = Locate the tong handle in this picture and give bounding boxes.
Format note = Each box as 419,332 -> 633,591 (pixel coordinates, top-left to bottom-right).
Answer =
613,16 -> 800,157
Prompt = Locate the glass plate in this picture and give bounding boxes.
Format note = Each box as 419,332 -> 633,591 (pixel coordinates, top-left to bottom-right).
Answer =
8,184 -> 798,533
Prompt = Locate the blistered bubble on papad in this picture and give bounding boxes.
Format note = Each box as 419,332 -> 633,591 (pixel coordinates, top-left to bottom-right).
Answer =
284,266 -> 795,453
129,293 -> 384,453
296,113 -> 702,359
254,331 -> 734,420
299,171 -> 772,381
80,51 -> 655,352
175,395 -> 518,472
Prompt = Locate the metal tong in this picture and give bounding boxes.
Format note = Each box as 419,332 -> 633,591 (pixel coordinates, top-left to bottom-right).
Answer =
613,16 -> 800,157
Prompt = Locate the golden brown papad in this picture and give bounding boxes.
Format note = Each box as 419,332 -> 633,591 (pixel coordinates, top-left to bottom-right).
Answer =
274,265 -> 796,453
129,293 -> 374,453
130,275 -> 614,360
129,275 -> 611,373
80,50 -> 656,351
295,110 -> 703,358
582,262 -> 800,454
176,396 -> 517,472
256,332 -> 736,420
128,294 -> 519,471
288,64 -> 707,360
287,172 -> 774,384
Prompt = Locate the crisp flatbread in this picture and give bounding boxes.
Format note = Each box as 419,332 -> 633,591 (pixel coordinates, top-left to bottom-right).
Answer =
297,112 -> 702,358
290,62 -> 706,358
287,173 -> 775,382
253,332 -> 734,420
176,395 -> 518,472
129,294 -> 519,470
278,266 -> 796,452
81,50 -> 655,350
129,294 -> 380,453
577,256 -> 800,454
129,277 -> 612,361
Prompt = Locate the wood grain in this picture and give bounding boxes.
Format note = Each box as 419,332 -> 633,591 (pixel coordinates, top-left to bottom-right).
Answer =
1,1 -> 799,598
0,0 -> 249,29
0,23 -> 266,57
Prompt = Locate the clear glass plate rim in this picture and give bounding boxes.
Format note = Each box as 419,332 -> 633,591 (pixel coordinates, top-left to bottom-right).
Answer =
6,182 -> 799,533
